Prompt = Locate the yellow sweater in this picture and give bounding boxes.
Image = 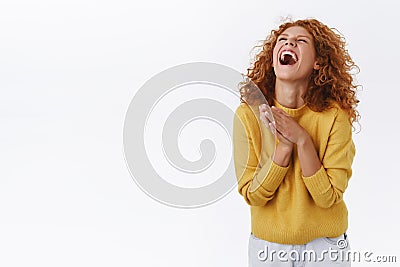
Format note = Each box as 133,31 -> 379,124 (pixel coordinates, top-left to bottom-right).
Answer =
233,100 -> 355,245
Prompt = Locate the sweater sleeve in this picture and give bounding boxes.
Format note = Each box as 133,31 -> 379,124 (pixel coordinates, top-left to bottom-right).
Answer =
233,103 -> 289,206
302,108 -> 356,208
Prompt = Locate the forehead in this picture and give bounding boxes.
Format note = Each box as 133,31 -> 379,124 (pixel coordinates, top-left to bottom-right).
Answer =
280,26 -> 313,38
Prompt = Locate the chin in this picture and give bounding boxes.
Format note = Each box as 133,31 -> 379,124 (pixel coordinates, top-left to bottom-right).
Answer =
274,70 -> 297,80
274,68 -> 312,82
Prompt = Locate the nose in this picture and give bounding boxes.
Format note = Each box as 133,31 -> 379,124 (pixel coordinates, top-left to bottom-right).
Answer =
285,39 -> 296,47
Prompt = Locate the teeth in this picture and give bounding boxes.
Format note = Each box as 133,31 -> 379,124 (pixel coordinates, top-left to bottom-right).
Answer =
280,50 -> 298,62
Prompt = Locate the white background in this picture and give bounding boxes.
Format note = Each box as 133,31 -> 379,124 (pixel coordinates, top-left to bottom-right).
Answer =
1,0 -> 399,266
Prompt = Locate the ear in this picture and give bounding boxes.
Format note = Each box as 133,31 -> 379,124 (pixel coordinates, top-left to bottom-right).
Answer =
313,61 -> 320,70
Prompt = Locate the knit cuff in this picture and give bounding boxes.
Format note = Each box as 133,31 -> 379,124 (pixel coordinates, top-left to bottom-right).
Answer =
302,166 -> 331,196
258,161 -> 289,192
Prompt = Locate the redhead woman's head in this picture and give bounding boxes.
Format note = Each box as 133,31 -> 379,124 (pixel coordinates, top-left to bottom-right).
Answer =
240,18 -> 360,124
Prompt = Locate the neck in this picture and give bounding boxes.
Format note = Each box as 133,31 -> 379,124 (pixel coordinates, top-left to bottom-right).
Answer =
274,79 -> 309,109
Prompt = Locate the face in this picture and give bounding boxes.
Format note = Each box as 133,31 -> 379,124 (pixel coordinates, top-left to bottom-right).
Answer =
272,26 -> 319,82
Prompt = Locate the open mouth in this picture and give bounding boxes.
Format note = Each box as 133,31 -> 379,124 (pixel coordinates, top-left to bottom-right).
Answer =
279,50 -> 298,65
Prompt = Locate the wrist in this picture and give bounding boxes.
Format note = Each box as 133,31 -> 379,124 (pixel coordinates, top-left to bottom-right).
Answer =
296,130 -> 311,147
278,141 -> 293,152
273,142 -> 293,167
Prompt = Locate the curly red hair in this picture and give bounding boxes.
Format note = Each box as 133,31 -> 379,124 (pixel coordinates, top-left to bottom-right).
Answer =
240,18 -> 360,124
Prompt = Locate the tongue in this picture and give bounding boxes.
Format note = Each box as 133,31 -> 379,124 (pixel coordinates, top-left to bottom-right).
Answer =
281,54 -> 296,65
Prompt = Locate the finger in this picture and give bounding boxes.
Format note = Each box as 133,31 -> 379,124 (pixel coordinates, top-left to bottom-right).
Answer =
271,112 -> 284,127
270,123 -> 285,140
276,107 -> 291,117
272,106 -> 290,117
269,122 -> 282,136
271,109 -> 291,128
276,130 -> 292,144
268,122 -> 276,135
272,111 -> 286,122
259,112 -> 272,130
271,108 -> 286,121
272,119 -> 289,139
259,104 -> 267,112
260,104 -> 275,123
260,116 -> 270,130
274,123 -> 286,138
270,122 -> 289,141
264,108 -> 274,123
259,105 -> 269,124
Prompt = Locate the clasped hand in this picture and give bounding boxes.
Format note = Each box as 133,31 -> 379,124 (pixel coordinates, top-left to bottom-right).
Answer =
259,105 -> 309,147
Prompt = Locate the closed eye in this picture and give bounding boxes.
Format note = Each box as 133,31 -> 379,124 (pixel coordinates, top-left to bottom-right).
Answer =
278,37 -> 287,41
298,39 -> 307,43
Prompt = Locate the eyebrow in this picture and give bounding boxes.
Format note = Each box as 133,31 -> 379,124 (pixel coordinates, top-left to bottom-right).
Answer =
279,33 -> 312,39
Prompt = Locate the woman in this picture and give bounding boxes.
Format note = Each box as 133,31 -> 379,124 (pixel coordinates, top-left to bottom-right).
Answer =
233,18 -> 360,266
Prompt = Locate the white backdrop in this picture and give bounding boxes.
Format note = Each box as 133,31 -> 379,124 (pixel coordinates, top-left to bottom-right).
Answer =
1,0 -> 399,266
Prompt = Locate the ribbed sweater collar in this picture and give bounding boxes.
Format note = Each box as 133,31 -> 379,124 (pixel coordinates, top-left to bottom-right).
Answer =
273,99 -> 308,117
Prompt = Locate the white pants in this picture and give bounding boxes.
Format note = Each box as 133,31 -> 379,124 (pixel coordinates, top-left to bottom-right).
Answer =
249,233 -> 351,267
